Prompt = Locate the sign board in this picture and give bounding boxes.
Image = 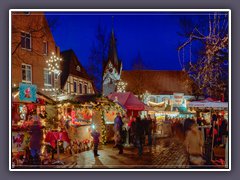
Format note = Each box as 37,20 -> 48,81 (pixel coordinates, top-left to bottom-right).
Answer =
19,83 -> 37,102
173,93 -> 184,106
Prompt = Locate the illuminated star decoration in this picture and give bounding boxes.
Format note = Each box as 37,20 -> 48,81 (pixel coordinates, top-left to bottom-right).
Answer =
116,79 -> 127,93
42,52 -> 63,93
46,52 -> 62,75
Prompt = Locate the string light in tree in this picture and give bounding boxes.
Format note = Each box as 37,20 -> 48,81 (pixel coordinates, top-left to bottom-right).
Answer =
116,79 -> 127,93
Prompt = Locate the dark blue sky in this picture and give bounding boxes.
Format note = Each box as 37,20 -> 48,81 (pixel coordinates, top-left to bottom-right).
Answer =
45,12 -> 227,71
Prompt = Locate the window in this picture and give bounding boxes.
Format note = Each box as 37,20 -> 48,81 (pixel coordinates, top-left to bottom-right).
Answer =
21,32 -> 31,50
76,65 -> 81,72
74,81 -> 77,93
79,83 -> 83,94
22,64 -> 32,83
84,84 -> 88,94
43,41 -> 48,55
24,12 -> 30,15
67,83 -> 70,93
54,72 -> 58,80
44,69 -> 52,86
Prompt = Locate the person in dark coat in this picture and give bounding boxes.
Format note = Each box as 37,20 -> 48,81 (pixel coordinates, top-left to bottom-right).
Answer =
114,113 -> 124,154
142,115 -> 148,145
135,116 -> 144,157
146,114 -> 153,145
91,128 -> 100,156
29,119 -> 43,165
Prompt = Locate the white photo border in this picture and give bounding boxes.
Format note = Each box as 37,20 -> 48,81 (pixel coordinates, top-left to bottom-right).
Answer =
9,9 -> 231,172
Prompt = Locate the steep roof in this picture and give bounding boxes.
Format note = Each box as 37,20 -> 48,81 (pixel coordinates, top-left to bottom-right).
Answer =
121,70 -> 193,95
60,49 -> 93,89
103,31 -> 122,74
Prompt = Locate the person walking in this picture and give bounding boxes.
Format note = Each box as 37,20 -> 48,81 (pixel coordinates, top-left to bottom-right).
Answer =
152,116 -> 157,145
135,116 -> 144,157
91,128 -> 100,157
185,123 -> 205,166
146,114 -> 153,146
114,112 -> 124,154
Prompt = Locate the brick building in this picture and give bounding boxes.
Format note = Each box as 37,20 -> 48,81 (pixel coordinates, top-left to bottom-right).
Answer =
11,12 -> 61,96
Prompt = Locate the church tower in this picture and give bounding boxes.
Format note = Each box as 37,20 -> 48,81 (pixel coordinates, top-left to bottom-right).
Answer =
102,17 -> 122,96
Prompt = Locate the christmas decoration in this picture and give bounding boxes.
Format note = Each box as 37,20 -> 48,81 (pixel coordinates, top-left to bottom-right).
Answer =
116,79 -> 127,93
101,110 -> 107,145
19,83 -> 37,102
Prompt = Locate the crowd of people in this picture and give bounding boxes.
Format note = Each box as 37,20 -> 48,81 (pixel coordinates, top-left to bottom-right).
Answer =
111,113 -> 157,157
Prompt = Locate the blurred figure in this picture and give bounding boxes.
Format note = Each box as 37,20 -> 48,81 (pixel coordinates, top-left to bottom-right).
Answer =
185,123 -> 205,166
146,114 -> 153,146
135,116 -> 144,157
113,112 -> 124,154
152,115 -> 157,145
91,128 -> 100,157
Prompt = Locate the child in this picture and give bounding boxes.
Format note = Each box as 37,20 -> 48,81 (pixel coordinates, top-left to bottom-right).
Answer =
91,128 -> 100,157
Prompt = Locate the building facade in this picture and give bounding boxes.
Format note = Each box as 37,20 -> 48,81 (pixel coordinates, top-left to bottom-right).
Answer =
60,49 -> 95,95
11,12 -> 61,96
120,70 -> 196,110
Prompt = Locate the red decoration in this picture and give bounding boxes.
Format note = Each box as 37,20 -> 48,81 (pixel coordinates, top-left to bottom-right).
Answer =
45,131 -> 70,148
71,110 -> 76,123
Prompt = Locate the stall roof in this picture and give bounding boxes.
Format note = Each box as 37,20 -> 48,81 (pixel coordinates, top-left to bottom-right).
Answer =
188,98 -> 228,109
108,92 -> 146,111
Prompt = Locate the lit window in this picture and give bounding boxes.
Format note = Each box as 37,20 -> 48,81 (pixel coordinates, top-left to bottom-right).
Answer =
44,69 -> 52,86
67,83 -> 70,93
76,65 -> 81,72
21,32 -> 31,50
43,41 -> 48,55
22,64 -> 32,83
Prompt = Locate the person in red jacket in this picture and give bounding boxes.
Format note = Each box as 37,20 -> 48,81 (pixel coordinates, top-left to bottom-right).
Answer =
91,128 -> 100,157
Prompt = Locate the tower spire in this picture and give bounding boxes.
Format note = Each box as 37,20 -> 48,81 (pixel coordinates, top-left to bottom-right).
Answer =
112,16 -> 114,33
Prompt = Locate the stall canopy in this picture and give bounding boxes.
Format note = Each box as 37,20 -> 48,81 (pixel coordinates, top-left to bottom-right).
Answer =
108,92 -> 145,111
188,98 -> 228,109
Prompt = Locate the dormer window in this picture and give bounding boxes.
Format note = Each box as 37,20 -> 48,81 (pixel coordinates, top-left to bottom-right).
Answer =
76,65 -> 81,72
24,12 -> 30,15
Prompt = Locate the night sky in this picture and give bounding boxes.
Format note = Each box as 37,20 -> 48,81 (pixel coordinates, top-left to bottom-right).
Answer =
45,11 -> 227,71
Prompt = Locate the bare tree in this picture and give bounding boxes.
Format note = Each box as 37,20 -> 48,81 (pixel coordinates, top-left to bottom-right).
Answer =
178,12 -> 229,100
132,52 -> 146,70
88,23 -> 109,93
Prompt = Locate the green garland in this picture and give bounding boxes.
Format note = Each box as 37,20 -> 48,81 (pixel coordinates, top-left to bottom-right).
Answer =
101,110 -> 107,145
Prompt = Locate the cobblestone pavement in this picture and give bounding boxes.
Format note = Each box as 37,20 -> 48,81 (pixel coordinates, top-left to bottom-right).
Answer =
52,137 -> 190,169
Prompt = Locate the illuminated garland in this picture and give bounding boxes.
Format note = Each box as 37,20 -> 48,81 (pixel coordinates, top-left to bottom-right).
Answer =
101,110 -> 107,145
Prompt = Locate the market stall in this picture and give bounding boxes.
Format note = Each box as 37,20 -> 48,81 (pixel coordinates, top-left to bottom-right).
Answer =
11,84 -> 55,167
187,98 -> 229,167
56,94 -> 125,149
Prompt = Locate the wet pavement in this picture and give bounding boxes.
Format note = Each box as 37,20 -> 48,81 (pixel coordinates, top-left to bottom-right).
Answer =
52,137 -> 189,169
